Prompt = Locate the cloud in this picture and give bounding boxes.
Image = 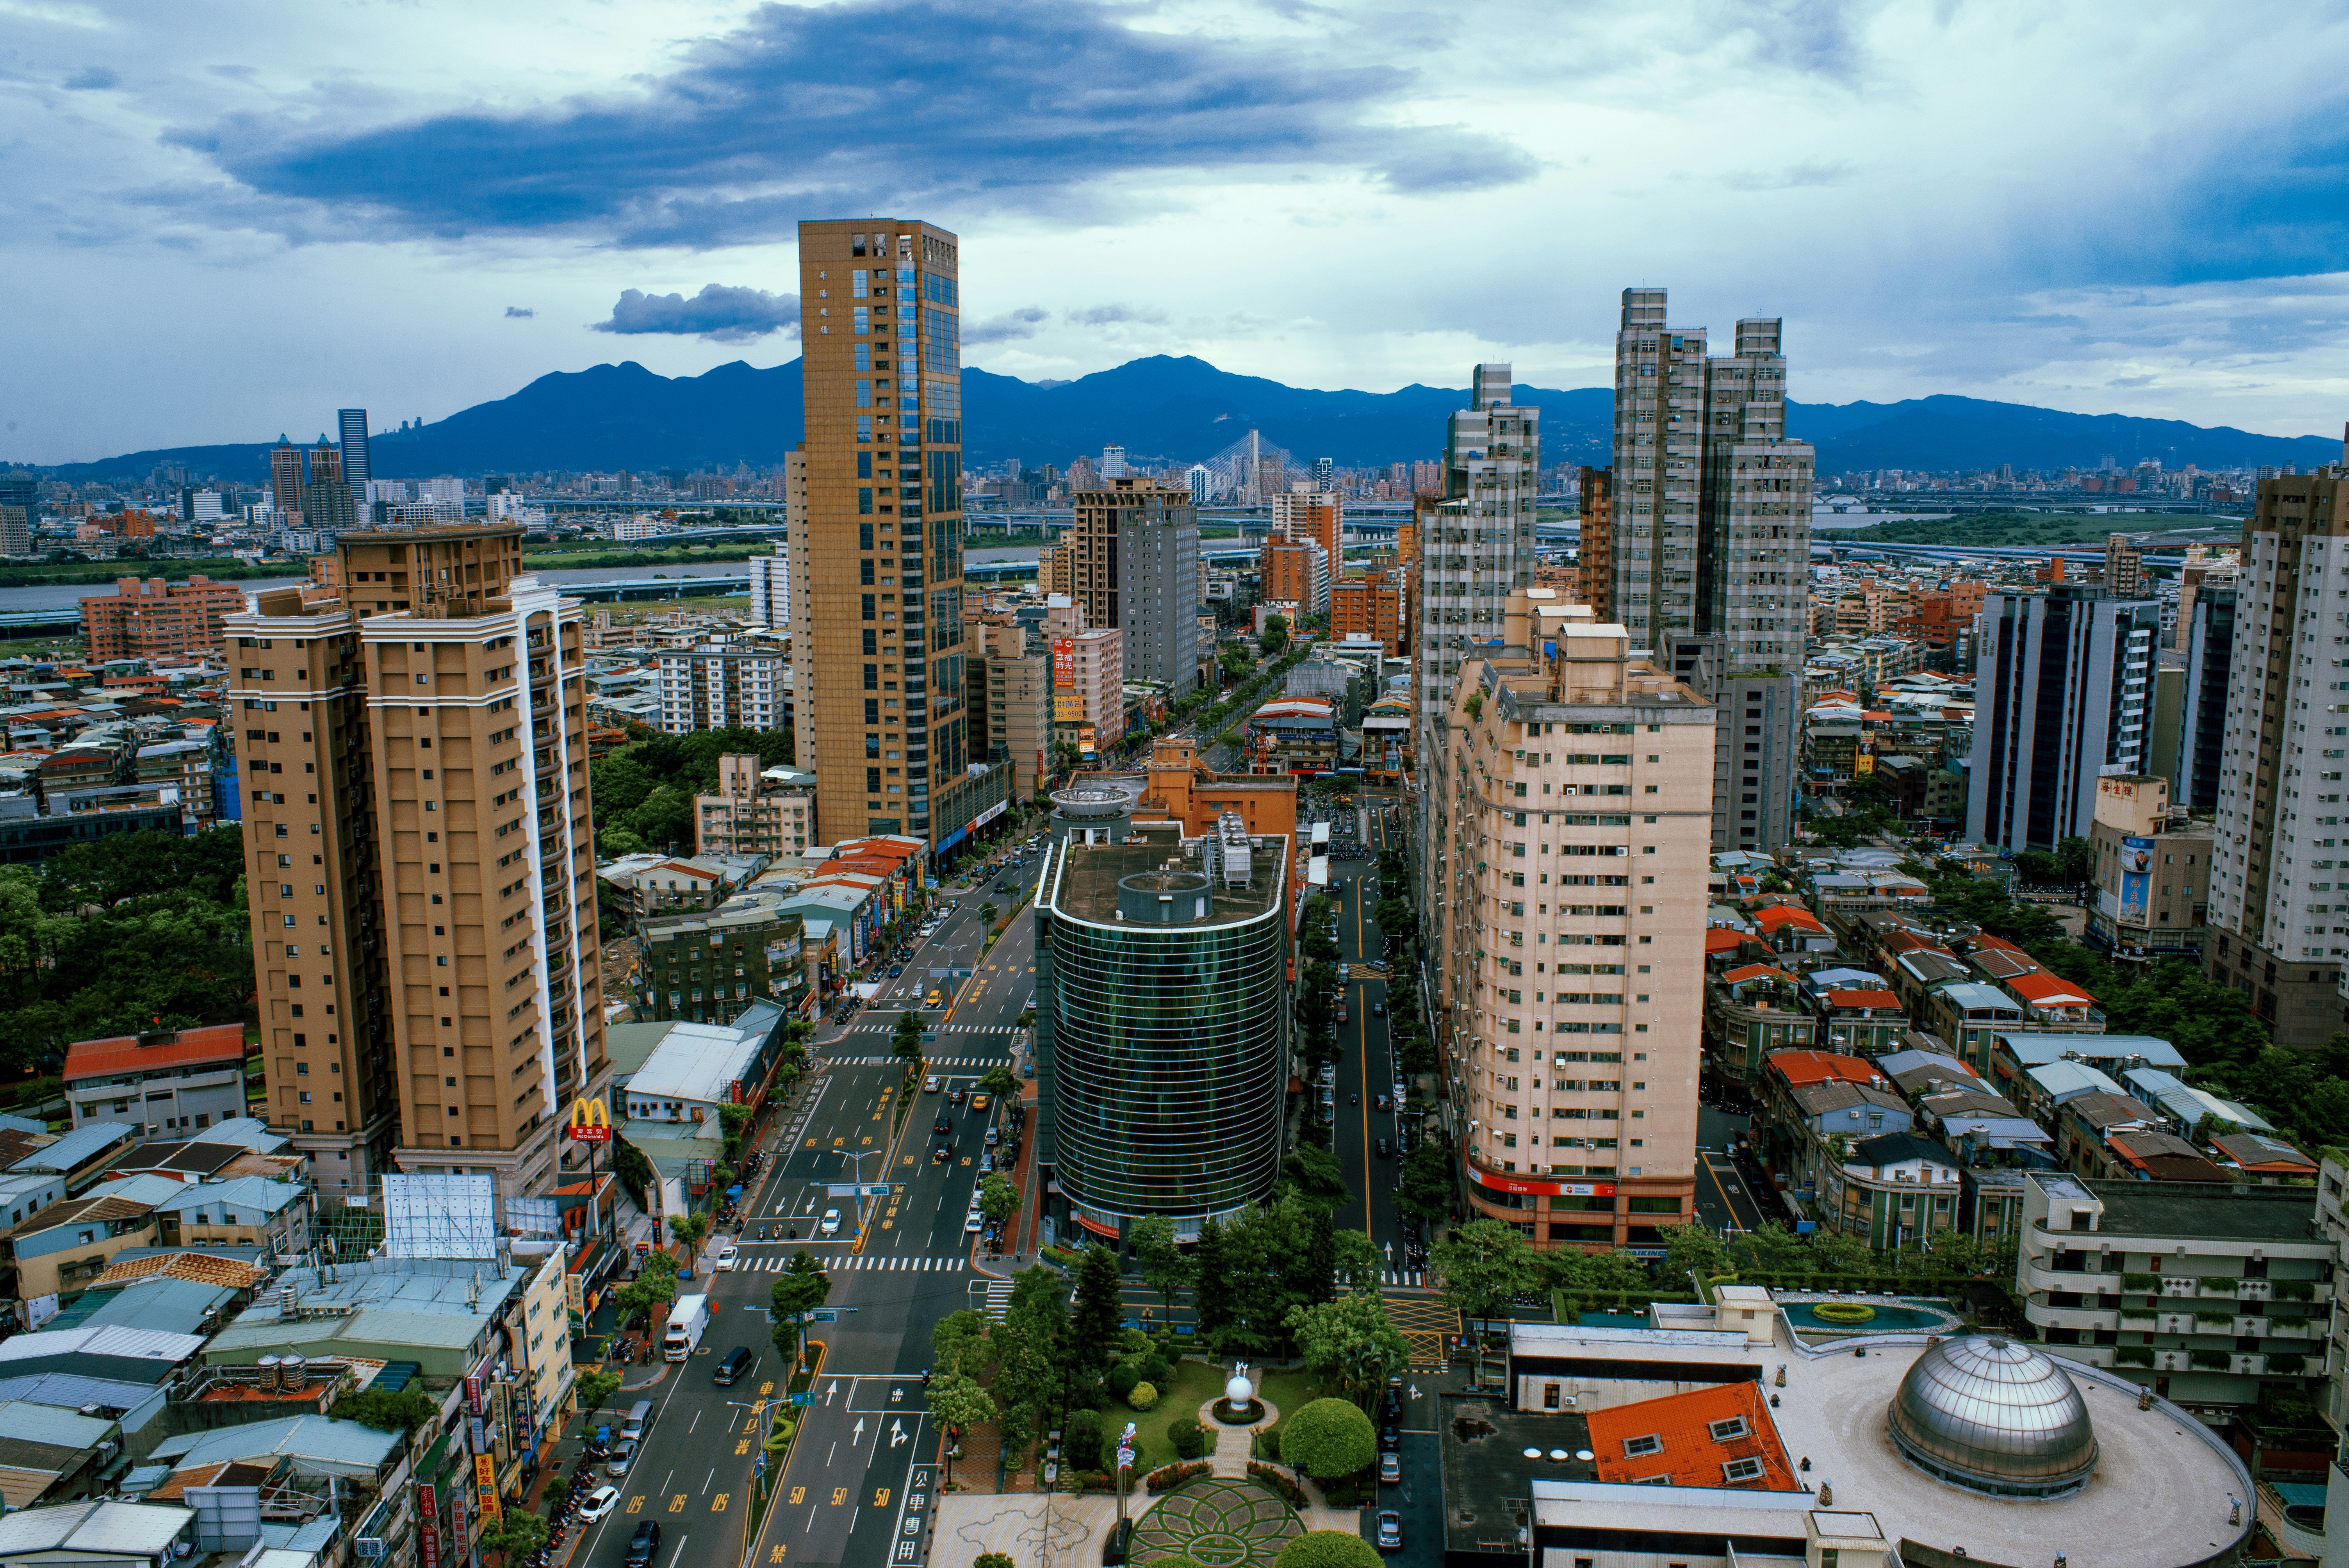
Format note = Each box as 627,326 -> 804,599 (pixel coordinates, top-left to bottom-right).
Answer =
503,306 -> 535,319
62,65 -> 116,89
1066,304 -> 1167,327
591,284 -> 800,343
167,0 -> 1540,247
963,306 -> 1049,345
1719,157 -> 1855,191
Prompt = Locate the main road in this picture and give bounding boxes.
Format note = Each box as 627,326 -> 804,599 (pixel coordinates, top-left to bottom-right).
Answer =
565,851 -> 1043,1568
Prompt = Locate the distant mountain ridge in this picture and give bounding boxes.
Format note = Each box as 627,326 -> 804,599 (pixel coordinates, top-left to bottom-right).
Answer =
16,355 -> 2340,485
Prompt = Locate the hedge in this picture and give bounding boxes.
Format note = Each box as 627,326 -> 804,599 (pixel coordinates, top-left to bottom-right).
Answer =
2112,1346 -> 2154,1366
1247,1461 -> 1307,1509
1144,1461 -> 1214,1493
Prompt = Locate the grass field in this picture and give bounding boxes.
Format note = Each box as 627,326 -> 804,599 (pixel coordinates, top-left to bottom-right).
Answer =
1106,1355 -> 1225,1474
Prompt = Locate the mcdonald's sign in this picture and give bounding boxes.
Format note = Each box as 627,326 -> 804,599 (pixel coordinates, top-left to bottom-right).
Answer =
568,1098 -> 612,1144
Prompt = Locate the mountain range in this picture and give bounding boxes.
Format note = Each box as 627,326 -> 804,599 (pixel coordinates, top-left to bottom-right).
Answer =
18,355 -> 2342,486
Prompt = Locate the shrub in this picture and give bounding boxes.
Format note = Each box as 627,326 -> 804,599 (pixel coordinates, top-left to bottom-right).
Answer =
2112,1346 -> 2154,1366
1108,1361 -> 1144,1399
1169,1418 -> 1208,1459
1144,1460 -> 1213,1493
1279,1398 -> 1376,1481
2270,1353 -> 2308,1374
976,1556 -> 1015,1568
2189,1350 -> 2229,1369
1136,1351 -> 1173,1385
1128,1381 -> 1159,1411
2274,1280 -> 2317,1301
1248,1461 -> 1306,1509
1274,1530 -> 1384,1568
2120,1272 -> 2159,1291
1066,1409 -> 1104,1475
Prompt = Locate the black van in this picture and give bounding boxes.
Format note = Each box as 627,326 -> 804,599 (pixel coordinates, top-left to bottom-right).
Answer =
713,1346 -> 754,1386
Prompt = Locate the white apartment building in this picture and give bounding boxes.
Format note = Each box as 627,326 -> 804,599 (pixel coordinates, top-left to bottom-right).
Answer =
748,552 -> 789,631
658,636 -> 790,734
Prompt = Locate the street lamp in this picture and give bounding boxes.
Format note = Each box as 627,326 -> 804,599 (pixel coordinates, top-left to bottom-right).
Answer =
834,1148 -> 888,1240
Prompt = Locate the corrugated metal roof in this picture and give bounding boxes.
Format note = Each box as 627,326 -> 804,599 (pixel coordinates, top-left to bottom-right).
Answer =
149,1414 -> 399,1477
0,1498 -> 192,1556
11,1120 -> 136,1174
0,1400 -> 114,1450
0,1325 -> 205,1368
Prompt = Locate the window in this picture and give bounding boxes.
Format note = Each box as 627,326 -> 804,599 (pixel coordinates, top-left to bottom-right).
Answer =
1621,1433 -> 1663,1458
1706,1417 -> 1749,1442
1722,1456 -> 1766,1484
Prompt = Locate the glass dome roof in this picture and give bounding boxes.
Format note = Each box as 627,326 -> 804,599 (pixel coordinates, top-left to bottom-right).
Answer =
1888,1335 -> 2098,1498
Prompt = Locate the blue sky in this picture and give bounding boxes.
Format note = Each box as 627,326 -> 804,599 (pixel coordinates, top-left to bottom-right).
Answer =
5,0 -> 2349,461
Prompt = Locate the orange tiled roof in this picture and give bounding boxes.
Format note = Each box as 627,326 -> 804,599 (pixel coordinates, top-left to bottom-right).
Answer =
1704,929 -> 1755,955
2005,971 -> 2095,1006
1585,1382 -> 1796,1490
1766,1050 -> 1882,1087
1752,907 -> 1828,934
65,1023 -> 247,1082
1823,989 -> 1904,1010
1720,964 -> 1792,985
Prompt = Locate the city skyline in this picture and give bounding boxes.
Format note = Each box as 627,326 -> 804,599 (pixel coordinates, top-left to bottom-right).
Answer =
9,2 -> 2349,464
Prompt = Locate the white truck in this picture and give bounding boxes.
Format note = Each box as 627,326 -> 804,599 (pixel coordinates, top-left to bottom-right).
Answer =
663,1294 -> 711,1362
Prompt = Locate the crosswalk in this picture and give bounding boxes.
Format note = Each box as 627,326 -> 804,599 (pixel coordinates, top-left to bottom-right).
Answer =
1379,1270 -> 1427,1288
734,1252 -> 968,1273
845,1023 -> 1024,1035
839,1055 -> 1009,1069
982,1279 -> 1014,1320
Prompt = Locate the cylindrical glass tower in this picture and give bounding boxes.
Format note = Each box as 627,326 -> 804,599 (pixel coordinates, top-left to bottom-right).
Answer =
1036,816 -> 1289,1239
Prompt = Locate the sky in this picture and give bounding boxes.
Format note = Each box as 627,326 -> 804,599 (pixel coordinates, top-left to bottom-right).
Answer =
7,0 -> 2349,463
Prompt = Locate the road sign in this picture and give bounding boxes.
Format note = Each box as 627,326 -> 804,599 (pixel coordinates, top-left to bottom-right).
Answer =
823,1183 -> 893,1197
791,1392 -> 815,1405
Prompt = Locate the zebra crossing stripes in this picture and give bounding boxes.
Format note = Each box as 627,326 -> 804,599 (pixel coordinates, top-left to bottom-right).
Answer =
981,1279 -> 1014,1321
1380,1270 -> 1426,1288
847,1023 -> 1023,1035
839,1055 -> 1007,1069
741,1252 -> 967,1273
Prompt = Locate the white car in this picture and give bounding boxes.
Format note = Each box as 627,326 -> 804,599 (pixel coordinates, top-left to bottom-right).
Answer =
820,1208 -> 842,1236
715,1243 -> 739,1271
924,1074 -> 941,1093
579,1486 -> 621,1522
964,1209 -> 983,1233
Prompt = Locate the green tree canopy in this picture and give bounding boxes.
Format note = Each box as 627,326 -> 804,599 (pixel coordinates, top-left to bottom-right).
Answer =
771,1253 -> 832,1362
1278,1398 -> 1377,1480
1130,1213 -> 1193,1314
1430,1217 -> 1538,1321
1285,1293 -> 1409,1408
1069,1244 -> 1125,1375
336,1387 -> 440,1439
1274,1532 -> 1384,1568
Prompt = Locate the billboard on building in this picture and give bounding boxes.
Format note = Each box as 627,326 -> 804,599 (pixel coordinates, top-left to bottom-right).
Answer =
2117,835 -> 2152,923
1078,727 -> 1096,757
384,1173 -> 499,1259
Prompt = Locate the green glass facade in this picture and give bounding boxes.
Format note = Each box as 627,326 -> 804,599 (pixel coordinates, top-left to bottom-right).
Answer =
1037,838 -> 1289,1235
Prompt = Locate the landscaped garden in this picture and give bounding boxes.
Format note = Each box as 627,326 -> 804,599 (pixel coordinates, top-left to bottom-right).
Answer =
1131,1477 -> 1303,1568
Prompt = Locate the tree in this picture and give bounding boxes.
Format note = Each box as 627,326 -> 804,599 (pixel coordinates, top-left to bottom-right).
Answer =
1285,1294 -> 1409,1408
575,1368 -> 623,1413
1278,1397 -> 1376,1480
718,1102 -> 752,1159
336,1387 -> 439,1438
669,1211 -> 709,1257
1260,615 -> 1290,656
1330,1228 -> 1381,1292
1069,1244 -> 1125,1376
981,902 -> 1000,928
927,1372 -> 998,1490
1654,1222 -> 1731,1286
977,1172 -> 1022,1226
477,1509 -> 550,1568
1431,1217 -> 1537,1324
1194,1216 -> 1236,1347
612,1266 -> 677,1328
1394,1139 -> 1453,1226
1275,1532 -> 1383,1568
1283,1142 -> 1351,1208
770,1253 -> 832,1365
977,1064 -> 1019,1098
991,1267 -> 1065,1455
932,1308 -> 993,1379
1130,1213 -> 1193,1315
893,1010 -> 926,1069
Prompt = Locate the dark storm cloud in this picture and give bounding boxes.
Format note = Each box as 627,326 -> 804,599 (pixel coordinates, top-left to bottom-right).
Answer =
164,0 -> 1538,248
591,284 -> 800,342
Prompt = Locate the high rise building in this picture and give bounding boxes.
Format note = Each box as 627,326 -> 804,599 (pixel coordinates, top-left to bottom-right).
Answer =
1271,485 -> 1341,563
794,219 -> 1005,850
1099,445 -> 1128,480
1184,464 -> 1211,505
2104,534 -> 2143,596
337,409 -> 373,490
1312,456 -> 1334,492
1576,467 -> 1613,623
80,575 -> 248,659
1433,590 -> 1710,1250
1965,584 -> 2160,854
0,473 -> 34,558
2174,584 -> 2237,814
1258,537 -> 1330,614
226,523 -> 609,1202
970,623 -> 1051,803
693,754 -> 816,859
747,552 -> 789,630
1035,811 -> 1290,1239
1415,363 -> 1540,938
1330,574 -> 1405,654
269,437 -> 307,524
303,437 -> 357,533
1063,476 -> 1201,690
1608,293 -> 1810,853
658,635 -> 790,734
2202,449 -> 2349,1047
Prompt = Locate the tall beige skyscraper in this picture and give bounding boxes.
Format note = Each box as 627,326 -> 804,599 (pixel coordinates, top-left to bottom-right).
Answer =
1433,588 -> 1710,1251
793,219 -> 1009,850
228,524 -> 610,1203
1609,290 -> 1810,852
